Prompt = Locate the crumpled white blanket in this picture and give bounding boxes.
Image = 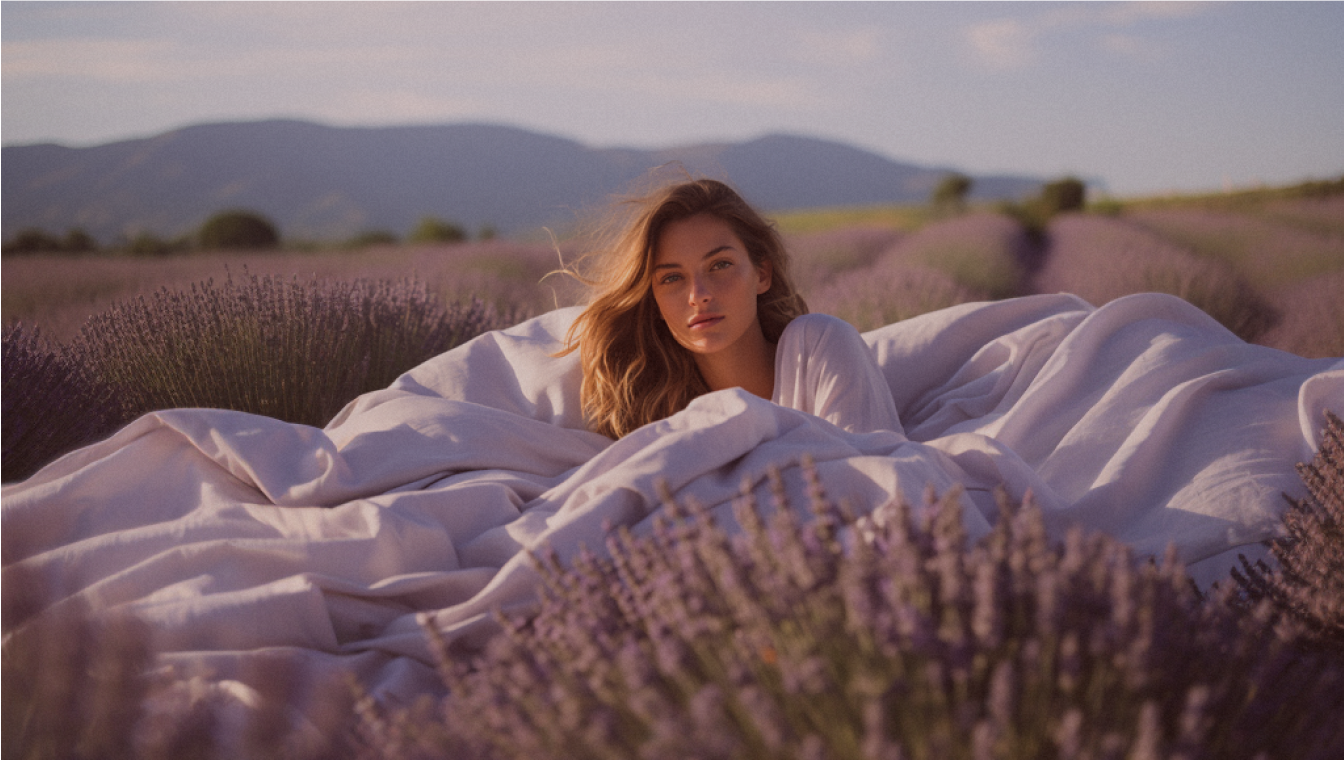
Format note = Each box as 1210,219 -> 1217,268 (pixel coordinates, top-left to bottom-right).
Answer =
3,292 -> 1341,712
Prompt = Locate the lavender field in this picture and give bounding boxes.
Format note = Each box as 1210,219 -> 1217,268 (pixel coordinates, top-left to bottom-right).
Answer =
6,192 -> 1341,352
4,186 -> 1344,759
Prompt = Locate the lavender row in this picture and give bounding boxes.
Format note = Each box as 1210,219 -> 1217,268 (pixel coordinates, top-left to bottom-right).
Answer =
1,271 -> 517,482
1033,214 -> 1280,343
806,213 -> 1036,331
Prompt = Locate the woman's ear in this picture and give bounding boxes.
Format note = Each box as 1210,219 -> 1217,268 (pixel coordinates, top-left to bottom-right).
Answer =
755,259 -> 773,295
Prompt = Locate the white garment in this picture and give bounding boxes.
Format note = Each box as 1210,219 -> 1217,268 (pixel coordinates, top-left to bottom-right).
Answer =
773,313 -> 904,436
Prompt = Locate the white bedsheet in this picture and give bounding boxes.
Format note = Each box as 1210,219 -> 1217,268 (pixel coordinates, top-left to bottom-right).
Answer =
4,292 -> 1341,711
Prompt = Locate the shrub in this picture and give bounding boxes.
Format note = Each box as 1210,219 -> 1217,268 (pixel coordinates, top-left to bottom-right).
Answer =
64,272 -> 517,430
3,228 -> 66,256
409,217 -> 467,245
124,231 -> 185,257
931,173 -> 973,215
346,230 -> 400,249
198,210 -> 281,250
62,228 -> 98,253
1,323 -> 121,482
1039,177 -> 1087,216
998,176 -> 1089,239
356,470 -> 1344,760
1234,411 -> 1344,650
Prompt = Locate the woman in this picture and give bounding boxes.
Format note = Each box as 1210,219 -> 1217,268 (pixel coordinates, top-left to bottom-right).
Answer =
560,177 -> 904,439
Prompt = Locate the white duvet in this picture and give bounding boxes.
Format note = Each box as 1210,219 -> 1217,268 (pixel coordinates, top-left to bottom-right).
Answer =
4,292 -> 1342,711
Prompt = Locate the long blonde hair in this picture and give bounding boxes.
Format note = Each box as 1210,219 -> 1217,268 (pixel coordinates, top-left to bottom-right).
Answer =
560,178 -> 807,439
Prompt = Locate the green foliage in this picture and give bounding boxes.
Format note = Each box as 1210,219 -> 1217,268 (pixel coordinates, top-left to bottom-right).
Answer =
1039,177 -> 1087,216
198,209 -> 281,250
124,231 -> 184,257
2,227 -> 99,256
2,228 -> 63,255
346,230 -> 400,248
409,216 -> 467,244
771,204 -> 929,236
1115,174 -> 1344,213
62,229 -> 98,253
1088,197 -> 1125,216
931,172 -> 973,215
998,176 -> 1090,238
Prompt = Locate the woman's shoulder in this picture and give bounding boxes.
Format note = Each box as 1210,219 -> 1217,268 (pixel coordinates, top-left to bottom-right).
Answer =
781,312 -> 862,344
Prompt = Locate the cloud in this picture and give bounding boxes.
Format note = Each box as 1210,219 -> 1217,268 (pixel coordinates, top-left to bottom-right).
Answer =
793,28 -> 884,68
966,19 -> 1038,70
2,37 -> 182,82
1098,2 -> 1205,26
964,2 -> 1204,70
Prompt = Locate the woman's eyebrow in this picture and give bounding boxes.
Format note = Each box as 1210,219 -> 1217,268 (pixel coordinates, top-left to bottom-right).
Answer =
652,245 -> 734,271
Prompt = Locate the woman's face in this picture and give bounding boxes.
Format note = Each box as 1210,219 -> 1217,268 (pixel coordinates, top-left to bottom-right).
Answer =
650,213 -> 773,359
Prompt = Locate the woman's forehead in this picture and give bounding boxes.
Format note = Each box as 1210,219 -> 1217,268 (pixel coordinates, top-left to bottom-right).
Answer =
652,214 -> 744,264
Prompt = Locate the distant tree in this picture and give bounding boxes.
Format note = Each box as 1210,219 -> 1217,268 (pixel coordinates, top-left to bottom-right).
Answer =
1039,176 -> 1087,215
62,228 -> 98,253
2,228 -> 63,256
931,173 -> 973,215
346,230 -> 400,248
409,216 -> 467,245
998,176 -> 1091,240
198,210 -> 280,250
477,224 -> 498,242
126,232 -> 175,257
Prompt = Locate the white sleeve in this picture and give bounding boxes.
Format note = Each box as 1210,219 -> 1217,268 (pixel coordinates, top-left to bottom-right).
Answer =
773,314 -> 905,436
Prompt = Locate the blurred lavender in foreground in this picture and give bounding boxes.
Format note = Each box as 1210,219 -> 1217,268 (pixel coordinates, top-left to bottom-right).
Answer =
2,561 -> 353,759
69,271 -> 517,429
1035,215 -> 1279,343
357,469 -> 1344,760
1234,411 -> 1344,650
2,323 -> 121,482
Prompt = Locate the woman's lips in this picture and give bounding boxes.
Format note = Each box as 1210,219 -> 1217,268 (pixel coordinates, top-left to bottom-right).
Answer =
688,314 -> 724,330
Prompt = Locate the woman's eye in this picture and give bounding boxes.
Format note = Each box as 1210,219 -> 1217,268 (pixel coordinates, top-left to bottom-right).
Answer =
710,259 -> 732,271
659,273 -> 682,285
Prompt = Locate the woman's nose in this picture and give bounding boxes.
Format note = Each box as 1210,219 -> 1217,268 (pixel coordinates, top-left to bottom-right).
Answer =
688,275 -> 711,303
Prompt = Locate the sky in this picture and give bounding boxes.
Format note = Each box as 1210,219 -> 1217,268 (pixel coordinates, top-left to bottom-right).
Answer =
3,1 -> 1342,197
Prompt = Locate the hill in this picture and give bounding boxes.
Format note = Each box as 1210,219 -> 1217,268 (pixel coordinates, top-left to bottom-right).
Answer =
2,120 -> 1043,242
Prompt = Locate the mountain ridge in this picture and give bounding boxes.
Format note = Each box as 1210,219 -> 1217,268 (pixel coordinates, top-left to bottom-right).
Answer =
2,119 -> 1044,242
